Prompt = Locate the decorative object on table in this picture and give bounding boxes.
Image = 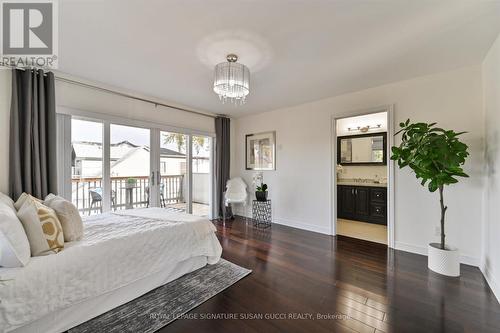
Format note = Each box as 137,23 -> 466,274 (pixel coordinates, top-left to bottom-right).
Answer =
391,119 -> 469,277
252,172 -> 263,188
213,54 -> 250,105
246,131 -> 276,170
255,183 -> 268,201
336,164 -> 344,182
252,199 -> 272,228
126,178 -> 137,189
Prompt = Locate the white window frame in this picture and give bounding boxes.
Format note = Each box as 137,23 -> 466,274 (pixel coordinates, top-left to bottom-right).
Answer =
57,106 -> 216,219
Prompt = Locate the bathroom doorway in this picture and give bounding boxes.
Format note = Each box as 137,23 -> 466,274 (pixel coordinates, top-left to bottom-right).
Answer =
332,107 -> 394,246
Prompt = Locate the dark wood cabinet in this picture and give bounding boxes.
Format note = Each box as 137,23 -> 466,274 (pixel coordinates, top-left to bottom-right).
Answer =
354,187 -> 370,218
340,186 -> 356,219
338,185 -> 387,225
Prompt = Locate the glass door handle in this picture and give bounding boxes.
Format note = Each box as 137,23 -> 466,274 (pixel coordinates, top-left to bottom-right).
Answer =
151,171 -> 155,186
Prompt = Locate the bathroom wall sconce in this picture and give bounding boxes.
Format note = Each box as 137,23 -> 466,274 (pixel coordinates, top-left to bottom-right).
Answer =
347,124 -> 382,133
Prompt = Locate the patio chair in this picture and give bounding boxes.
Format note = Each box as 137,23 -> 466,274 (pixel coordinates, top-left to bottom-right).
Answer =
145,183 -> 166,208
89,188 -> 116,215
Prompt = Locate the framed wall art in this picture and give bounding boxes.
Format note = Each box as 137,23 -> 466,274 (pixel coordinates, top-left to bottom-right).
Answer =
245,131 -> 276,170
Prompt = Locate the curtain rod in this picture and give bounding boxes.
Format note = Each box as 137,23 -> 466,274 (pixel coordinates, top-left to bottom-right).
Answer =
55,77 -> 218,119
1,65 -> 221,119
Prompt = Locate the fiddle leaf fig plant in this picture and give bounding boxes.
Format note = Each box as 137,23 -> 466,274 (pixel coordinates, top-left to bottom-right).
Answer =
391,119 -> 469,250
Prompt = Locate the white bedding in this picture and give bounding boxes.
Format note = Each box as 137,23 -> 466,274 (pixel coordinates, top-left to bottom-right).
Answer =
0,208 -> 222,332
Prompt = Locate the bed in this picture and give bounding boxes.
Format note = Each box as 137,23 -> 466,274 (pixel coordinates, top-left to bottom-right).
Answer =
0,208 -> 222,333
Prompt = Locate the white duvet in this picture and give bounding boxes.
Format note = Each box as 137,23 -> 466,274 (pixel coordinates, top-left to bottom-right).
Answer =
0,208 -> 222,332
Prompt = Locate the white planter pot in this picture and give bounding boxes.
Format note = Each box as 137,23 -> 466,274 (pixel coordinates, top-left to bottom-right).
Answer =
428,243 -> 460,277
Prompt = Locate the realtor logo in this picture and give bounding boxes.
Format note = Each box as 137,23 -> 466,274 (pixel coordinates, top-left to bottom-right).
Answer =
1,0 -> 58,68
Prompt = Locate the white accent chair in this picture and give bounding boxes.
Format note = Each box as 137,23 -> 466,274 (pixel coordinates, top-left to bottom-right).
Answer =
222,177 -> 248,222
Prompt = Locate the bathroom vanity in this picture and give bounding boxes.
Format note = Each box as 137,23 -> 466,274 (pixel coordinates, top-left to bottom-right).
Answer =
337,183 -> 387,225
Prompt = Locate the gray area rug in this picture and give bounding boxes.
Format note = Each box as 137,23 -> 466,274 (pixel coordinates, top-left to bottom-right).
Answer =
69,259 -> 251,333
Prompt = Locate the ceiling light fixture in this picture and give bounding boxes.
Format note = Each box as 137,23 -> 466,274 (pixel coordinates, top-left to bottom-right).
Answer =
213,54 -> 250,105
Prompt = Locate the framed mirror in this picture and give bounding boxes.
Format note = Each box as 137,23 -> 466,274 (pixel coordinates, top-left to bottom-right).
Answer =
337,132 -> 387,165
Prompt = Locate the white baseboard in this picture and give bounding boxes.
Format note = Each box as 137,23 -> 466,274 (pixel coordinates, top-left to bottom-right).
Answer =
480,265 -> 500,303
395,241 -> 480,267
232,209 -> 332,235
272,217 -> 331,235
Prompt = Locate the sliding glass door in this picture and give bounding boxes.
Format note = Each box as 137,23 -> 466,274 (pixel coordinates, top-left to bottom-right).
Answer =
109,124 -> 150,211
160,131 -> 188,213
64,115 -> 214,219
71,119 -> 103,215
192,135 -> 212,217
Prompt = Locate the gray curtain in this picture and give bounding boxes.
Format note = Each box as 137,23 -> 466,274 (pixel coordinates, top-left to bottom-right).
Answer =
215,116 -> 231,218
9,69 -> 57,201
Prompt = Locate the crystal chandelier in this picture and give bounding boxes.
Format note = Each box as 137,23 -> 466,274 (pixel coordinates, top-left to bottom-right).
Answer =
213,54 -> 250,104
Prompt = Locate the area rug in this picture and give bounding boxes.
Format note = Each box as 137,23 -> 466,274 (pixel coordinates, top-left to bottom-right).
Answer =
69,259 -> 251,333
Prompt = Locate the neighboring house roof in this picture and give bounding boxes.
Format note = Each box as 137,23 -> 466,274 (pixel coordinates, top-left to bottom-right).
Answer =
110,146 -> 145,170
72,141 -> 140,160
72,141 -> 190,160
160,147 -> 184,157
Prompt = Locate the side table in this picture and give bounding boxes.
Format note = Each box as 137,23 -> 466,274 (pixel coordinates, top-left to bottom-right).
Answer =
252,200 -> 272,228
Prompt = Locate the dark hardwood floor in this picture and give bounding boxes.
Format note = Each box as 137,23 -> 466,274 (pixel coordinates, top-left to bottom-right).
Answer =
160,217 -> 500,333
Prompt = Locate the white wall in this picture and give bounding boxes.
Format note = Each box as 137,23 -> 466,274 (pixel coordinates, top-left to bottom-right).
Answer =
56,77 -> 214,134
482,34 -> 500,301
232,65 -> 484,265
0,70 -> 11,194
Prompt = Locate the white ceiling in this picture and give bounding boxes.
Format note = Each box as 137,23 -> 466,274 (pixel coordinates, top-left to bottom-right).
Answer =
59,0 -> 500,117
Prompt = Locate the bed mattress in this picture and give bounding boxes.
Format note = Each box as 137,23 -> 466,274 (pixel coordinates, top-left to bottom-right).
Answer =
0,208 -> 222,332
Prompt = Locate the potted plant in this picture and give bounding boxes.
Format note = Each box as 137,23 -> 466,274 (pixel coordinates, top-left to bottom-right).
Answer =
255,183 -> 268,201
391,119 -> 469,277
126,178 -> 137,189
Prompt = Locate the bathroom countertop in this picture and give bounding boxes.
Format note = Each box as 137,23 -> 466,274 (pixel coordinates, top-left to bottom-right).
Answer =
337,181 -> 387,188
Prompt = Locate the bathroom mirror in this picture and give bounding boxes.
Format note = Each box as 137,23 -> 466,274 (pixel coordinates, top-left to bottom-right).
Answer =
337,132 -> 387,165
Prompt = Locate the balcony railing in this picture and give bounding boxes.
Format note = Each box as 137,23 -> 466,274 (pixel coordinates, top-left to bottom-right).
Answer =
72,175 -> 184,214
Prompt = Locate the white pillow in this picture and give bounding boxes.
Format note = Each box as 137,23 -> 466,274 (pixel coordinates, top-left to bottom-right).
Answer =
44,194 -> 83,242
0,200 -> 31,267
0,192 -> 16,214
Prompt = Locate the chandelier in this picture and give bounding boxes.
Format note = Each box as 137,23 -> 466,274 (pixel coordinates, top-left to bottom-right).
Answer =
213,54 -> 250,104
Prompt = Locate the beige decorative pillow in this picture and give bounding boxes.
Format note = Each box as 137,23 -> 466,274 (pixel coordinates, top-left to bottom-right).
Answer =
17,197 -> 64,256
44,194 -> 83,241
14,192 -> 42,211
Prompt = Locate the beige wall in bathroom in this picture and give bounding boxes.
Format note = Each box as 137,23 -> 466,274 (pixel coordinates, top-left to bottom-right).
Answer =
338,165 -> 387,181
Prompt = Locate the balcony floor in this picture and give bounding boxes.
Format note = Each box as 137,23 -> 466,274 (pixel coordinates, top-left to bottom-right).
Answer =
165,202 -> 210,217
